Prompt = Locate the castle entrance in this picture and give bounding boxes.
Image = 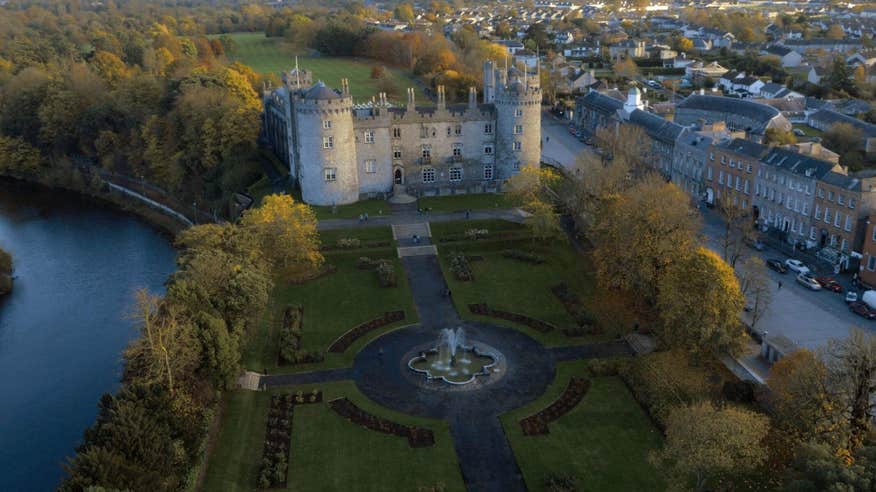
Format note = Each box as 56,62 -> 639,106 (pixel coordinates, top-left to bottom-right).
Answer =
394,168 -> 404,185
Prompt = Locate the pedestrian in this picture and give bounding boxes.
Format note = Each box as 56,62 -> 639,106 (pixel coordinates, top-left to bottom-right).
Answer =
778,280 -> 783,290
465,209 -> 470,220
364,212 -> 369,222
358,214 -> 363,224
447,288 -> 452,298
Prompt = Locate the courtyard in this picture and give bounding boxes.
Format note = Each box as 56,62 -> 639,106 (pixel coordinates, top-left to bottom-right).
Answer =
202,196 -> 664,491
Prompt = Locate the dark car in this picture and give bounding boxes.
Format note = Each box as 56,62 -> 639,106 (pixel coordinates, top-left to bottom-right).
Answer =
744,236 -> 765,251
766,259 -> 787,273
849,301 -> 876,320
814,276 -> 843,293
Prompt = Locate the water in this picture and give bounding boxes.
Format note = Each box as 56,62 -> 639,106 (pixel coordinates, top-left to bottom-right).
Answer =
0,181 -> 176,491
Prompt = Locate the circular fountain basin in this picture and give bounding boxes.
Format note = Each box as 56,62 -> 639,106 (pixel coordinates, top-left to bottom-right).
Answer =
408,346 -> 497,384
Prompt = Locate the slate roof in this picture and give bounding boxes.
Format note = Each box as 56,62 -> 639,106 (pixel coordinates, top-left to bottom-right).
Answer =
714,138 -> 769,159
578,90 -> 624,115
304,81 -> 341,100
820,171 -> 860,191
765,45 -> 793,57
762,147 -> 837,180
809,108 -> 876,137
628,109 -> 684,143
677,94 -> 780,122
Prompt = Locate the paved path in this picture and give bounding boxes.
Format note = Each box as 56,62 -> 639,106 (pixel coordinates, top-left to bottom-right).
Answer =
449,415 -> 525,492
549,340 -> 635,362
260,367 -> 355,388
401,254 -> 461,328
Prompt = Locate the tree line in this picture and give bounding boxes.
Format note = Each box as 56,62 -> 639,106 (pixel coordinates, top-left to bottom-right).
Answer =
61,194 -> 322,490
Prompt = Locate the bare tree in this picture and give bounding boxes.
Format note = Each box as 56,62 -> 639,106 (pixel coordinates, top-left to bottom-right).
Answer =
718,190 -> 756,268
738,256 -> 773,330
825,328 -> 876,450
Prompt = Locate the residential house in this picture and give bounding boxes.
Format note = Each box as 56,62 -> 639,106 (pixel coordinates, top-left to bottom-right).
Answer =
704,138 -> 768,209
567,69 -> 598,93
671,122 -> 730,200
783,38 -> 863,53
763,45 -> 803,68
685,61 -> 729,82
812,172 -> 876,263
496,40 -> 525,56
807,109 -> 876,156
609,39 -> 646,59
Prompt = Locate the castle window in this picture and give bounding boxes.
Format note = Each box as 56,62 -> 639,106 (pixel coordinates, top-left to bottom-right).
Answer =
513,141 -> 522,151
364,130 -> 375,144
420,127 -> 429,138
483,164 -> 494,180
364,159 -> 376,173
421,144 -> 432,160
324,168 -> 336,182
422,167 -> 436,183
449,167 -> 462,181
322,120 -> 332,129
452,143 -> 463,157
454,125 -> 462,136
447,126 -> 452,137
515,108 -> 523,117
513,161 -> 521,171
323,136 -> 333,149
484,124 -> 493,134
514,125 -> 523,135
484,144 -> 493,155
393,147 -> 402,160
392,127 -> 401,138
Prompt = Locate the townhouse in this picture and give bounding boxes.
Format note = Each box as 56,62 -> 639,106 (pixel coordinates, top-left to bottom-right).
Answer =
704,138 -> 768,209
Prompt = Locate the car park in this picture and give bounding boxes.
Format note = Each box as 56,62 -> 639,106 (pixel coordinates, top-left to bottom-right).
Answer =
814,276 -> 843,293
785,259 -> 810,274
766,259 -> 787,273
796,272 -> 821,290
849,300 -> 876,320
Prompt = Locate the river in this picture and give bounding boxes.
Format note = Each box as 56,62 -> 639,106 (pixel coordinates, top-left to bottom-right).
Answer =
0,182 -> 176,491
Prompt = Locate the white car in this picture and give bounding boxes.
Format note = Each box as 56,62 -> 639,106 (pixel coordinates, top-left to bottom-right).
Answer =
846,291 -> 859,304
796,272 -> 821,291
785,259 -> 810,274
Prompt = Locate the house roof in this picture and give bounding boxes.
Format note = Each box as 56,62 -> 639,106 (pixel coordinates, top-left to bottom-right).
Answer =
677,94 -> 781,123
765,45 -> 793,57
820,171 -> 859,190
628,109 -> 685,143
809,108 -> 876,137
578,90 -> 624,115
762,147 -> 836,180
714,138 -> 769,159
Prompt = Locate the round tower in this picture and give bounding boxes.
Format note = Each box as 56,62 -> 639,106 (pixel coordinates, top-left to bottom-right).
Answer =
494,68 -> 542,181
294,81 -> 358,206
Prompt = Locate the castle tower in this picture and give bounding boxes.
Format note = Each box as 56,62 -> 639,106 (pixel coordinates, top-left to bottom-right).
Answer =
294,80 -> 358,205
494,65 -> 541,180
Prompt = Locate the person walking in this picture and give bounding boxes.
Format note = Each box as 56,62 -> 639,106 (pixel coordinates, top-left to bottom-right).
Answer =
364,212 -> 369,222
778,280 -> 783,290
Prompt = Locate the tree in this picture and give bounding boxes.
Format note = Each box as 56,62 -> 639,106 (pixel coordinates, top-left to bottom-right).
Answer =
525,197 -> 563,243
651,402 -> 770,491
612,56 -> 639,79
394,3 -> 415,22
656,247 -> 746,355
524,23 -> 551,50
592,177 -> 699,304
675,37 -> 694,53
738,257 -> 773,330
764,128 -> 797,145
823,122 -> 863,156
564,149 -> 633,231
826,328 -> 876,449
826,56 -> 854,93
0,135 -> 43,176
717,191 -> 755,268
241,194 -> 323,276
825,24 -> 846,40
783,442 -> 876,491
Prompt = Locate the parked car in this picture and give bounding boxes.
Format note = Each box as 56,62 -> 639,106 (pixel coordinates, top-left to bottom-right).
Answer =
796,272 -> 821,290
849,300 -> 876,320
785,259 -> 810,274
846,291 -> 859,304
814,276 -> 843,293
568,125 -> 577,135
793,128 -> 806,137
744,236 -> 765,251
766,259 -> 787,273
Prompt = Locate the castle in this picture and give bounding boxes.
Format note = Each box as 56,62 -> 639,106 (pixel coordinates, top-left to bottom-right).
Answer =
262,61 -> 542,205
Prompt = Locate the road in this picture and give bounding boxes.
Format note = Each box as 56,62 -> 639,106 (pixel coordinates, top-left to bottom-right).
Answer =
540,109 -> 870,351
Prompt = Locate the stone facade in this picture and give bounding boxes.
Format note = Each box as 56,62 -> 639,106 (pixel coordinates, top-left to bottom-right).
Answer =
263,62 -> 541,206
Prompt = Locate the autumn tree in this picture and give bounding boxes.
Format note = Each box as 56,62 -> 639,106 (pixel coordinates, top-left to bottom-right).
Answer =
613,56 -> 639,79
651,402 -> 770,491
717,190 -> 755,268
768,349 -> 846,446
764,128 -> 797,145
394,3 -> 415,22
241,194 -> 323,277
826,328 -> 876,449
738,256 -> 773,330
592,177 -> 699,304
656,247 -> 746,355
0,135 -> 42,176
564,150 -> 633,230
825,24 -> 846,40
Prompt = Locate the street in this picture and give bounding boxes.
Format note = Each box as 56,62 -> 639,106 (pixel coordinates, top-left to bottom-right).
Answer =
540,109 -> 871,351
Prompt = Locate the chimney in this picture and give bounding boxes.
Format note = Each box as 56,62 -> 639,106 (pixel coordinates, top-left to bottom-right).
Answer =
468,86 -> 477,109
437,85 -> 446,110
341,78 -> 350,96
407,88 -> 415,112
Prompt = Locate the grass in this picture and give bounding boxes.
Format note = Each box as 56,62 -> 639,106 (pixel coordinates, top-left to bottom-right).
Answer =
792,123 -> 824,138
242,253 -> 417,374
318,225 -> 394,246
203,382 -> 464,491
436,233 -> 600,347
201,391 -> 271,492
310,199 -> 391,221
216,32 -> 425,103
417,193 -> 514,213
501,361 -> 664,492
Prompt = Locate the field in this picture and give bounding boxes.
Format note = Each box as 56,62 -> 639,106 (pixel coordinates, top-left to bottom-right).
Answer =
217,32 -> 425,103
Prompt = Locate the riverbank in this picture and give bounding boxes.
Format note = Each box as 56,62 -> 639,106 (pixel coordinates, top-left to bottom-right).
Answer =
0,173 -> 189,237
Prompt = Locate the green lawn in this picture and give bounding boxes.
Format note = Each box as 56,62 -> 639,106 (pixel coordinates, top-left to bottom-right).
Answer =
201,391 -> 271,492
216,32 -> 425,103
243,253 -> 417,374
311,199 -> 391,221
418,193 -> 514,213
318,225 -> 394,247
792,123 -> 824,138
501,362 -> 664,492
203,382 -> 464,491
437,236 -> 599,346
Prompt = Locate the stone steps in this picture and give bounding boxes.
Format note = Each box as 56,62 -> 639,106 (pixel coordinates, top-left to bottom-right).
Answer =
397,245 -> 438,257
391,222 -> 431,240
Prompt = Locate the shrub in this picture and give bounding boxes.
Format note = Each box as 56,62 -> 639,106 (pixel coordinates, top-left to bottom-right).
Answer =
464,228 -> 489,240
448,252 -> 473,281
544,474 -> 579,492
357,256 -> 376,269
585,358 -> 627,377
502,249 -> 545,264
336,237 -> 361,249
376,260 -> 397,287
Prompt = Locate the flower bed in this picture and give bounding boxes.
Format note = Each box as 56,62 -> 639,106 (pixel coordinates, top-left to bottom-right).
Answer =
519,378 -> 591,436
321,240 -> 393,251
259,390 -> 323,488
551,283 -> 601,336
327,397 -> 435,448
277,306 -> 325,366
326,311 -> 406,353
468,303 -> 555,333
501,249 -> 545,264
447,252 -> 473,281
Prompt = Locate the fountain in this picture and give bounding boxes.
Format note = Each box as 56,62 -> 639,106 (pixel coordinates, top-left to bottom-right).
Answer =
408,327 -> 497,385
